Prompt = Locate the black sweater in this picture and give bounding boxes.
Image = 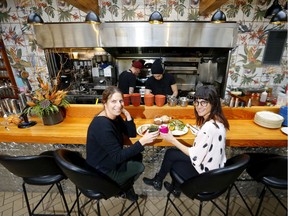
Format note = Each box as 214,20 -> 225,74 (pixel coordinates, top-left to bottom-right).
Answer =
86,115 -> 144,173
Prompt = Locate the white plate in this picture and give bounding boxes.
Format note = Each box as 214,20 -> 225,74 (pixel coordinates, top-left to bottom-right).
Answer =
137,124 -> 157,136
171,126 -> 189,136
281,127 -> 288,135
137,124 -> 188,136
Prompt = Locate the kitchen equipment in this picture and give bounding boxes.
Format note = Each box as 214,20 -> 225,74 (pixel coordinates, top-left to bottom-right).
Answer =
163,57 -> 199,92
179,97 -> 189,107
144,94 -> 154,106
130,93 -> 141,106
167,95 -> 177,106
198,60 -> 218,84
123,94 -> 130,106
155,95 -> 166,107
254,111 -> 284,129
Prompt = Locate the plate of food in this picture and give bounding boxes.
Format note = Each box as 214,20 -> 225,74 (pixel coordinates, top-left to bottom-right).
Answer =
171,126 -> 188,136
137,124 -> 159,136
168,119 -> 188,136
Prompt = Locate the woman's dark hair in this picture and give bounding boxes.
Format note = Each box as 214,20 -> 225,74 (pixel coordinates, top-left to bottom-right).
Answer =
102,86 -> 123,104
194,85 -> 229,130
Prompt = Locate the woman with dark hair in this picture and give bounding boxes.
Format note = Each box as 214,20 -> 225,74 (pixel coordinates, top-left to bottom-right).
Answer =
86,86 -> 159,186
143,85 -> 229,196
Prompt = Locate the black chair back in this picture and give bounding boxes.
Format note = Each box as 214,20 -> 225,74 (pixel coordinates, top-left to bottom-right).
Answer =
0,154 -> 64,182
54,149 -> 121,199
176,154 -> 250,200
246,155 -> 287,183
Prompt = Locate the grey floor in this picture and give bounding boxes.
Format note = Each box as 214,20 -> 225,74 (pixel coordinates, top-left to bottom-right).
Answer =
0,187 -> 286,216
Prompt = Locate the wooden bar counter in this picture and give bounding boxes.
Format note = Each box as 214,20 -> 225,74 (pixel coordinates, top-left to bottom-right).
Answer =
0,105 -> 286,147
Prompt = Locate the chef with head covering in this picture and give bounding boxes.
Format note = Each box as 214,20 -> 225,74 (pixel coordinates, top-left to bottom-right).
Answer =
145,59 -> 178,97
118,59 -> 144,94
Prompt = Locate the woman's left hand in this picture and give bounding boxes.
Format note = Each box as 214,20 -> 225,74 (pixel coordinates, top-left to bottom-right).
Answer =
121,108 -> 132,121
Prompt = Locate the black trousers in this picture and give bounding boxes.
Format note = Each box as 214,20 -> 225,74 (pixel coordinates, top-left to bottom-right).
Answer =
157,148 -> 199,182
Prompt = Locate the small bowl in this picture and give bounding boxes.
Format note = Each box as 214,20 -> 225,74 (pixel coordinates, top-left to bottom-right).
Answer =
154,116 -> 163,125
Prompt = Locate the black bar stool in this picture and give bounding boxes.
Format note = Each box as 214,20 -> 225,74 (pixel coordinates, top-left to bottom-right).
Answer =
0,151 -> 70,216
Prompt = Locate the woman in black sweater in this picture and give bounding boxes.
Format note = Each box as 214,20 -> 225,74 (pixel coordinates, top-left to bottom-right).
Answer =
86,86 -> 158,185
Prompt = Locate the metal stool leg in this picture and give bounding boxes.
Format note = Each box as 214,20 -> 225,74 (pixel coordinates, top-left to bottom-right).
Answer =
22,182 -> 32,216
56,182 -> 71,216
255,186 -> 266,216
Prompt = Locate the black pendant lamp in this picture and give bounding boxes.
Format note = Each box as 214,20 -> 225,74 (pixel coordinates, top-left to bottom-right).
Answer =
149,11 -> 163,24
270,10 -> 287,24
264,0 -> 282,18
211,9 -> 226,23
27,12 -> 44,25
85,11 -> 101,24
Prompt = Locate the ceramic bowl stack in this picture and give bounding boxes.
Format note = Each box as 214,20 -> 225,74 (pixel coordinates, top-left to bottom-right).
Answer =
254,111 -> 284,129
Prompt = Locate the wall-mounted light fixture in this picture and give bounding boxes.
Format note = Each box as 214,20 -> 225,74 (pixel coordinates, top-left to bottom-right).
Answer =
149,11 -> 163,24
27,12 -> 44,25
264,0 -> 283,18
85,11 -> 101,24
270,10 -> 287,24
211,9 -> 226,23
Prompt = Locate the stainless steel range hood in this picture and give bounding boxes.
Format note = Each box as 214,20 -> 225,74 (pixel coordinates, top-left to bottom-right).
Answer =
34,21 -> 238,57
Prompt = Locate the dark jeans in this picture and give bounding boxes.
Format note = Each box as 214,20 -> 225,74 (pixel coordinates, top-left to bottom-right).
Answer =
106,160 -> 144,186
157,148 -> 199,182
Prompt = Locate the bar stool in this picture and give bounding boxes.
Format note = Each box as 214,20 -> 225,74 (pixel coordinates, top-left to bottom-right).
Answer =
245,153 -> 287,216
163,154 -> 250,216
54,148 -> 142,215
0,151 -> 70,216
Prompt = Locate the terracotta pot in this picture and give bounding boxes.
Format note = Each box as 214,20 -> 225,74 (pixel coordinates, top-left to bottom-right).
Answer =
130,93 -> 141,106
144,94 -> 154,106
42,110 -> 64,126
123,94 -> 130,106
155,94 -> 166,107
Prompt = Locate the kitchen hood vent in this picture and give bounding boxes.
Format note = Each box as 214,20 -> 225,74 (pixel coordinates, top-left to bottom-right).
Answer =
34,21 -> 238,57
34,23 -> 101,48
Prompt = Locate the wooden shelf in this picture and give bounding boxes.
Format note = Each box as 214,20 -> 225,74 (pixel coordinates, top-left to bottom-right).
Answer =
0,39 -> 18,99
0,76 -> 9,79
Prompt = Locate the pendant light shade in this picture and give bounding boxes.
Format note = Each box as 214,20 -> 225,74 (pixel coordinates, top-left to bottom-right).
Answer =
211,9 -> 226,23
85,11 -> 101,24
27,12 -> 44,25
270,10 -> 287,24
264,0 -> 282,18
149,11 -> 163,24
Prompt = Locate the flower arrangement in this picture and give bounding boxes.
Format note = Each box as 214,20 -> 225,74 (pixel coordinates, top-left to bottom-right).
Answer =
25,76 -> 69,117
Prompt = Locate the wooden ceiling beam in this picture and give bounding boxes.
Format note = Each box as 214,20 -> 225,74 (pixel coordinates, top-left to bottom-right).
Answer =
63,0 -> 99,14
199,0 -> 229,16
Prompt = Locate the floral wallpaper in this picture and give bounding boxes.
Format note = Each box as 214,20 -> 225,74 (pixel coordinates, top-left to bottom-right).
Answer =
0,0 -> 287,97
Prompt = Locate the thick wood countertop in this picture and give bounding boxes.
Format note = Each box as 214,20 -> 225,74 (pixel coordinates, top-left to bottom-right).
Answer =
0,105 -> 286,147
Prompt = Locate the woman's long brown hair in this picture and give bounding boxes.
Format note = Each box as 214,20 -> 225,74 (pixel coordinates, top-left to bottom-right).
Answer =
194,86 -> 229,130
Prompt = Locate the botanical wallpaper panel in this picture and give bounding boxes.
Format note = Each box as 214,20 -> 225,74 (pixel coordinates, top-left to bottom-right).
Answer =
0,0 -> 287,96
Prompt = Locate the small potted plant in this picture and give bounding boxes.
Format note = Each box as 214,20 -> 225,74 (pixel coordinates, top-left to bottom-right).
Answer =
24,76 -> 70,125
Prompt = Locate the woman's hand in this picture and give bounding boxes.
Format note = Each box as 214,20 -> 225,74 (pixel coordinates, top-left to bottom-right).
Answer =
160,131 -> 177,144
160,131 -> 189,156
121,108 -> 132,121
139,130 -> 159,146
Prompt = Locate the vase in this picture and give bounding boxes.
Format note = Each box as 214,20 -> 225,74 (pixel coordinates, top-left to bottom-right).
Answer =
130,93 -> 141,107
155,95 -> 166,107
144,94 -> 154,106
42,110 -> 64,126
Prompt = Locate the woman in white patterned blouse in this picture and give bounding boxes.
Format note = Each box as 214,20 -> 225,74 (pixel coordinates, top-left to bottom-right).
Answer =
143,85 -> 230,196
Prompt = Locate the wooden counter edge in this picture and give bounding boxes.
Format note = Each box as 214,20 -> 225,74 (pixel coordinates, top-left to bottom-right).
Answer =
65,104 -> 281,119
